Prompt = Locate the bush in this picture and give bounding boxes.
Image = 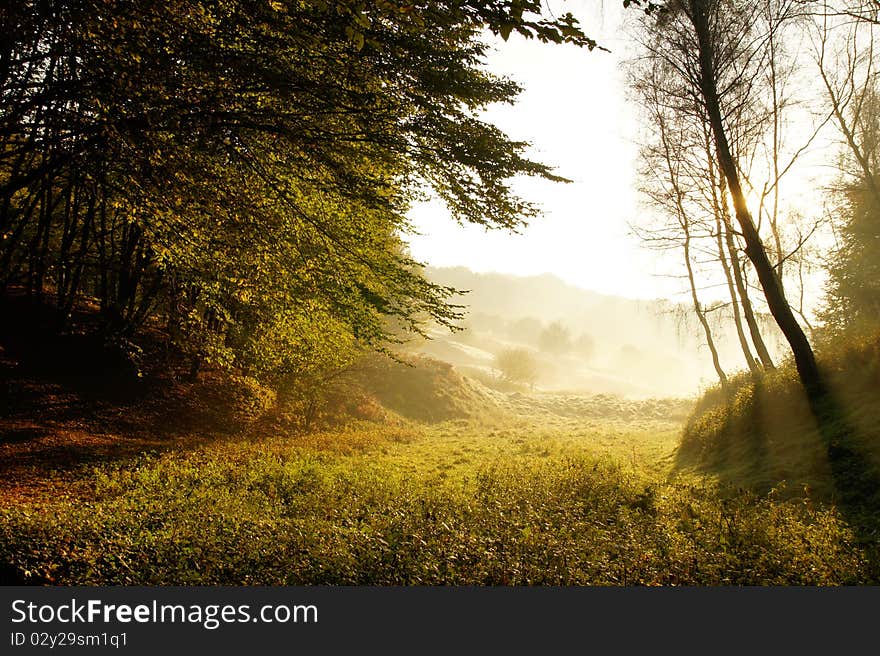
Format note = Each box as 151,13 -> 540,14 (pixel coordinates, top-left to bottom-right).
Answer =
228,375 -> 277,423
493,348 -> 539,389
538,321 -> 572,354
187,372 -> 277,429
677,331 -> 880,504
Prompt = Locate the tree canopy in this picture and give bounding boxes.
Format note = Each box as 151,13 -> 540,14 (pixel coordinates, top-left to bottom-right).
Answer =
0,0 -> 592,379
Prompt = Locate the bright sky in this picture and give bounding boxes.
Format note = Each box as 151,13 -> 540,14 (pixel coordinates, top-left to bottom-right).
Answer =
405,2 -> 684,301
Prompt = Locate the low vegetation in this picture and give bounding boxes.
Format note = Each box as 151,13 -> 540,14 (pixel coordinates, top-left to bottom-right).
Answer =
0,424 -> 864,585
677,329 -> 880,580
0,356 -> 872,585
678,330 -> 880,501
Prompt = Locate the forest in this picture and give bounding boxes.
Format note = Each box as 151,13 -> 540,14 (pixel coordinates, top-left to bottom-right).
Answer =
1,0 -> 879,585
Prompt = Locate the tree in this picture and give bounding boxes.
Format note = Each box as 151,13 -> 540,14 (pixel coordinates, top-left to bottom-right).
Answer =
812,2 -> 880,331
628,0 -> 820,381
687,0 -> 821,393
0,0 -> 594,381
823,177 -> 880,329
494,348 -> 539,388
636,0 -> 823,394
630,59 -> 730,385
538,321 -> 573,354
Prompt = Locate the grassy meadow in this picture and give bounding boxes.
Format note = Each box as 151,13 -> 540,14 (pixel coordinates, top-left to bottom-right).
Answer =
0,385 -> 869,585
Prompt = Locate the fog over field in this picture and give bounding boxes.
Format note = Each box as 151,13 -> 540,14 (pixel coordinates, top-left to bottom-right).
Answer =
412,267 -> 786,398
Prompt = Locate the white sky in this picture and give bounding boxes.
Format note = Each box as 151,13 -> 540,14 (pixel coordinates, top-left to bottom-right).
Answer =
405,2 -> 685,301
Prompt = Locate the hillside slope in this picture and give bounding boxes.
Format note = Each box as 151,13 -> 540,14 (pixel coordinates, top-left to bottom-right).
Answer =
677,332 -> 880,503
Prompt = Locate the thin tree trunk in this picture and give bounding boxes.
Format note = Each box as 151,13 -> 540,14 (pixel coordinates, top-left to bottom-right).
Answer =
715,214 -> 758,373
684,224 -> 728,387
705,127 -> 759,373
690,0 -> 820,393
719,179 -> 775,370
767,16 -> 786,289
724,224 -> 775,370
654,104 -> 727,386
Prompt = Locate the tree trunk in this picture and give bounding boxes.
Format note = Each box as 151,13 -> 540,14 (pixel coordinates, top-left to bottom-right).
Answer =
705,127 -> 759,373
715,213 -> 758,373
724,224 -> 776,369
655,104 -> 727,386
719,179 -> 775,370
684,224 -> 728,387
690,0 -> 821,394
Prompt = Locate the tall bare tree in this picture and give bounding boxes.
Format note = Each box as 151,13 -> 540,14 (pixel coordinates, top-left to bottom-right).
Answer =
653,0 -> 824,394
629,0 -> 796,378
638,91 -> 730,385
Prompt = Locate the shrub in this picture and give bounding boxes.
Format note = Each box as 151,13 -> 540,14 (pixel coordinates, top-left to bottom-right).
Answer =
493,348 -> 539,389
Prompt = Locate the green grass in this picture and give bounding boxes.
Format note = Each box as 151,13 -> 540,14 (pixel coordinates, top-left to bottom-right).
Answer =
675,331 -> 880,582
677,331 -> 880,503
0,397 -> 869,585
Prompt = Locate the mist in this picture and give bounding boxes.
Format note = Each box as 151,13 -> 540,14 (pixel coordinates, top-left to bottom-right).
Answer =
409,266 -> 787,398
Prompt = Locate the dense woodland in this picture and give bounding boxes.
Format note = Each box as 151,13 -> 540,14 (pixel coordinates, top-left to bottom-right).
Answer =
1,0 -> 596,385
3,0 -> 878,396
2,0 -> 880,585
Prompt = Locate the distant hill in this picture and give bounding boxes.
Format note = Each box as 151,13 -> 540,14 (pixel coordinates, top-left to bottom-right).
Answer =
425,266 -> 688,347
410,266 -> 786,398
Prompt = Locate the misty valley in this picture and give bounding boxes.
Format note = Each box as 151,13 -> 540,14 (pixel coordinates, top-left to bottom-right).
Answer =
1,265 -> 877,585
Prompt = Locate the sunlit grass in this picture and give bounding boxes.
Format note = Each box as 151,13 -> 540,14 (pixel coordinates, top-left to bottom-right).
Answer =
0,400 -> 868,585
678,330 -> 880,503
